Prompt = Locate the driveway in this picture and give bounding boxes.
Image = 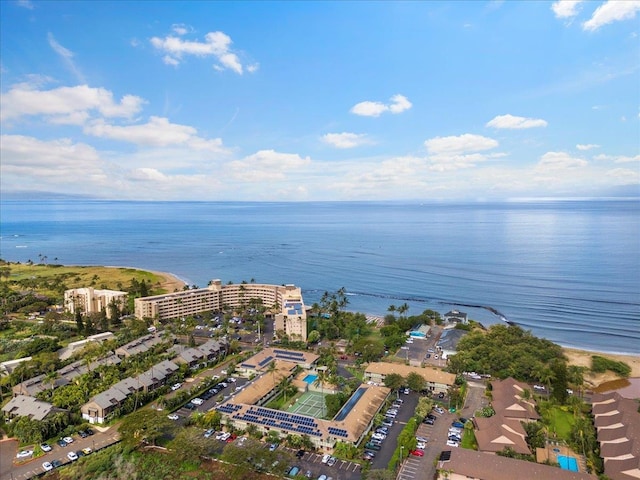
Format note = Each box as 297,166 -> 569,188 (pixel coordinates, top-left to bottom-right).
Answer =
369,391 -> 418,470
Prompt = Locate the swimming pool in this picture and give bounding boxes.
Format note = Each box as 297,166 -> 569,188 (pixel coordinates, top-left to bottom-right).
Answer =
334,387 -> 366,421
303,374 -> 318,384
557,455 -> 578,471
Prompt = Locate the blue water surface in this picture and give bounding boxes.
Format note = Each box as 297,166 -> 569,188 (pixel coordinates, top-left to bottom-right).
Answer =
1,200 -> 638,354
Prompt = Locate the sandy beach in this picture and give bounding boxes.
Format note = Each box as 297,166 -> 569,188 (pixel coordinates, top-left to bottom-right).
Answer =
152,270 -> 188,293
563,347 -> 640,388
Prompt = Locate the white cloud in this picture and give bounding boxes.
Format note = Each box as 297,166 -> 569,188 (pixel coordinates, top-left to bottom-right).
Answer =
536,151 -> 588,170
551,0 -> 584,18
47,33 -> 85,83
322,132 -> 370,149
486,114 -> 548,129
172,23 -> 192,36
228,150 -> 311,182
606,168 -> 640,182
84,116 -> 225,151
583,0 -> 640,31
350,94 -> 412,117
576,143 -> 600,150
594,153 -> 640,163
150,30 -> 256,74
425,133 -> 499,154
388,94 -> 412,114
0,82 -> 145,122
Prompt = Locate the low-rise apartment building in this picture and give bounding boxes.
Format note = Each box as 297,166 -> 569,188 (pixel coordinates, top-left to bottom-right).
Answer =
364,362 -> 456,395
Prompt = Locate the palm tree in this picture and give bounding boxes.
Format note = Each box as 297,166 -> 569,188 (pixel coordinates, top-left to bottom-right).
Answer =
314,366 -> 328,418
279,377 -> 293,403
267,360 -> 277,387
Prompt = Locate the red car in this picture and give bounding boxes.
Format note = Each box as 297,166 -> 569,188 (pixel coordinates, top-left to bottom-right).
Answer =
409,449 -> 424,457
225,434 -> 237,443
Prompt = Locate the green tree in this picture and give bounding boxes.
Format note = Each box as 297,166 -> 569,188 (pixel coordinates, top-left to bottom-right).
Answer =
406,372 -> 425,393
383,373 -> 405,398
118,409 -> 171,447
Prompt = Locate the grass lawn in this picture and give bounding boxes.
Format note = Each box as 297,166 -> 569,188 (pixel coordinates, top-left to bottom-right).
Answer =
461,428 -> 478,450
544,405 -> 575,440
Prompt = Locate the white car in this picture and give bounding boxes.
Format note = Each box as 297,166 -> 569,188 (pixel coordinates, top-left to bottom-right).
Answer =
228,377 -> 237,383
416,442 -> 427,449
446,440 -> 459,447
416,436 -> 429,443
191,397 -> 204,405
171,383 -> 182,391
16,450 -> 33,459
322,454 -> 331,464
449,428 -> 462,435
63,436 -> 74,444
533,384 -> 545,391
67,451 -> 78,461
215,432 -> 227,440
220,432 -> 231,441
221,370 -> 228,375
42,462 -> 53,472
40,443 -> 52,452
434,406 -> 445,414
168,413 -> 179,420
372,433 -> 386,440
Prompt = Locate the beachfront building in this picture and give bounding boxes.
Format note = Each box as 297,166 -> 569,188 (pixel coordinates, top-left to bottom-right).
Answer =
444,309 -> 468,325
134,280 -> 308,340
115,332 -> 170,358
436,328 -> 468,360
64,287 -> 127,319
364,362 -> 456,395
591,391 -> 640,480
174,338 -> 228,369
436,448 -> 597,480
58,332 -> 115,360
215,348 -> 390,451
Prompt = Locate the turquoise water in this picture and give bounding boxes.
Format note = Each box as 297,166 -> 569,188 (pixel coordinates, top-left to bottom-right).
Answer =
303,374 -> 318,384
557,455 -> 578,471
1,200 -> 638,354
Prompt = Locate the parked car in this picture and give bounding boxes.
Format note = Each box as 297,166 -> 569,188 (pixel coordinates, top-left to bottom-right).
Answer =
192,397 -> 204,406
327,456 -> 337,466
171,383 -> 182,391
416,442 -> 427,449
424,417 -> 435,425
376,427 -> 389,434
82,447 -> 93,455
322,454 -> 331,464
409,449 -> 424,457
434,406 -> 445,414
446,440 -> 459,447
79,430 -> 89,438
452,421 -> 465,428
365,442 -> 381,451
42,462 -> 54,472
372,433 -> 386,440
288,466 -> 300,477
318,475 -> 328,480
40,443 -> 52,452
16,450 -> 33,459
63,436 -> 74,444
427,414 -> 437,420
416,436 -> 429,443
168,413 -> 179,420
67,451 -> 78,461
225,433 -> 237,443
57,439 -> 68,448
296,449 -> 305,458
204,429 -> 215,438
382,419 -> 394,427
51,459 -> 62,468
269,443 -> 279,452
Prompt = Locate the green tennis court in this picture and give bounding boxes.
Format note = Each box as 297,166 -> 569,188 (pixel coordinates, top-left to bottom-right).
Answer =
287,391 -> 326,418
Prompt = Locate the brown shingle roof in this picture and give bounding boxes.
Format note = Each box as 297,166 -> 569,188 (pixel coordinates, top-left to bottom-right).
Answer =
438,447 -> 597,480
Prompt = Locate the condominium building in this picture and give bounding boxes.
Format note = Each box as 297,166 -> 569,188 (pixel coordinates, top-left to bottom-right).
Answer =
64,287 -> 127,319
134,280 -> 308,340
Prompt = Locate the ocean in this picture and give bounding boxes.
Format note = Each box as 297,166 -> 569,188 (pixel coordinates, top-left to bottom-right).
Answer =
0,200 -> 638,355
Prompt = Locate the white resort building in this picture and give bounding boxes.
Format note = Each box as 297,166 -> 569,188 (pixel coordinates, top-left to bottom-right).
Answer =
64,287 -> 127,319
134,280 -> 308,340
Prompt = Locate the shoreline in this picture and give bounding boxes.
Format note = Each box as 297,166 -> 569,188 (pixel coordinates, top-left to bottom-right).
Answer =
114,266 -> 640,387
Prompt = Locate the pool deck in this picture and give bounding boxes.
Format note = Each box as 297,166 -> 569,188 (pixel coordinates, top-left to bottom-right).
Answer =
536,441 -> 587,473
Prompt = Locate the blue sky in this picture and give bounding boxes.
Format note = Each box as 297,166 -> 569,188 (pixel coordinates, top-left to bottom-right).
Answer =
1,0 -> 638,201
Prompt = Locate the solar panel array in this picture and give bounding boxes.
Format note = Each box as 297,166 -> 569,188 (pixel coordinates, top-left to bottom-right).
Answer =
258,356 -> 274,367
229,406 -> 323,437
241,363 -> 255,369
273,349 -> 306,362
328,426 -> 348,438
217,403 -> 242,414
